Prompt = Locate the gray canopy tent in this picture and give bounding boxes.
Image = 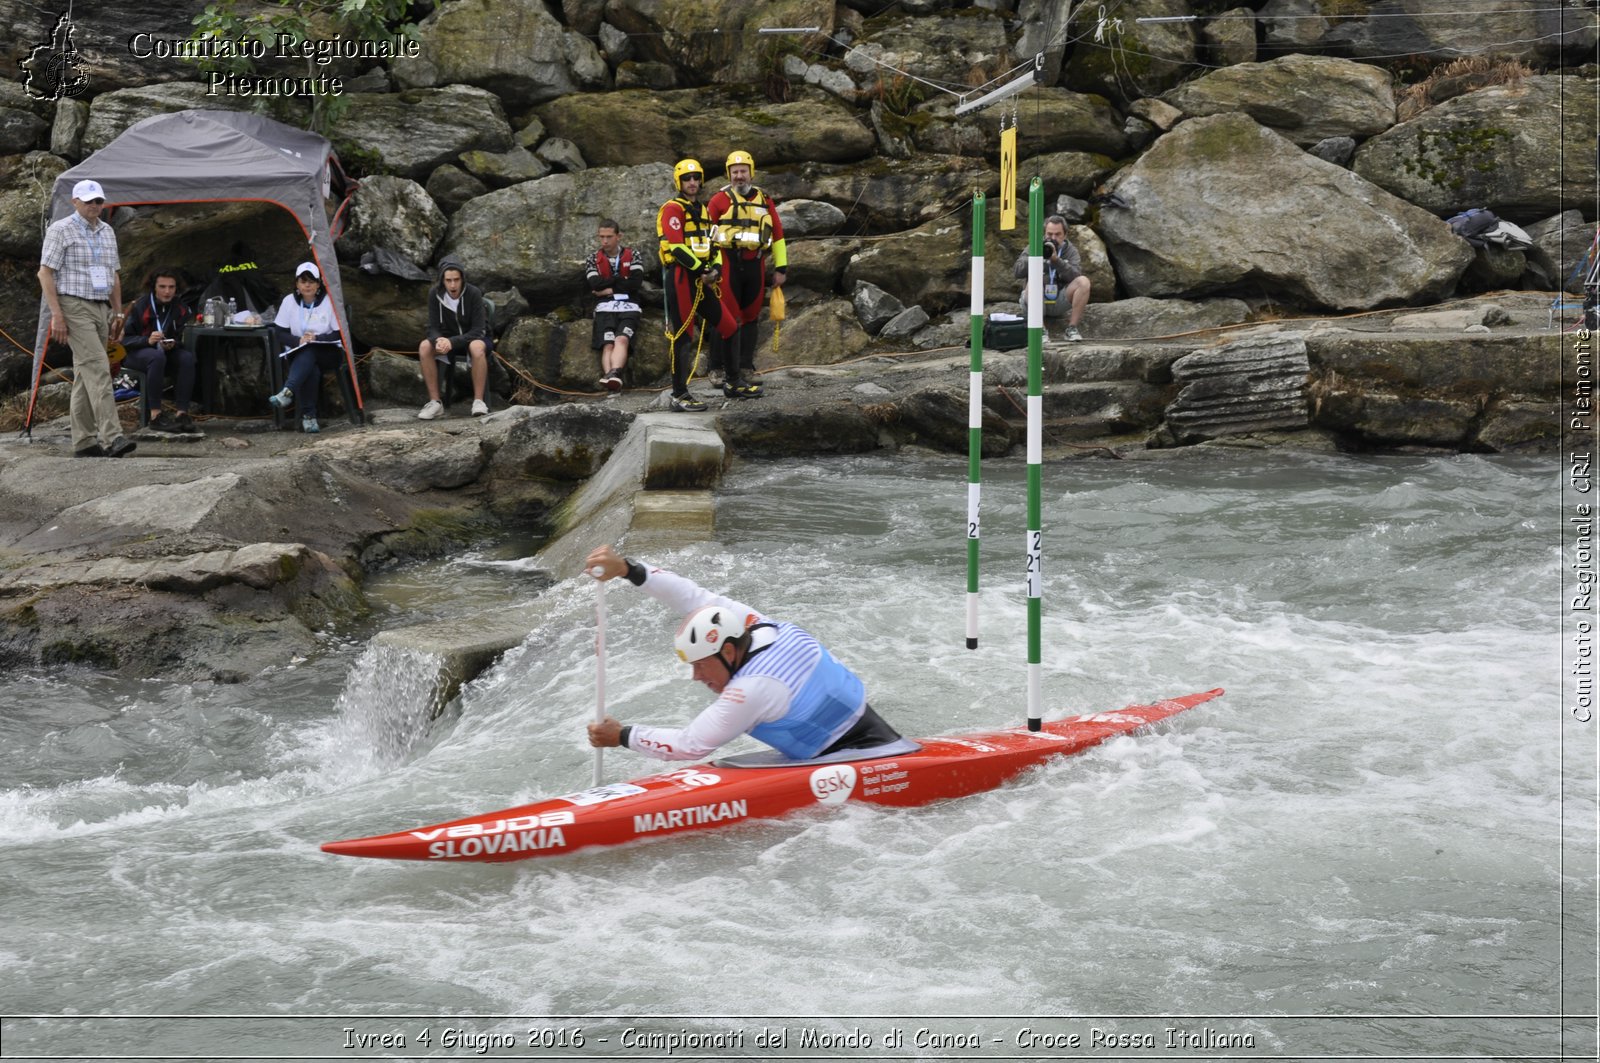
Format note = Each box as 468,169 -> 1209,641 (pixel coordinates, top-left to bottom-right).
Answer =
26,108 -> 361,432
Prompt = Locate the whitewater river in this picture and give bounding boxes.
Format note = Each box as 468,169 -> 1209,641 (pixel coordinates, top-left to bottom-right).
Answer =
1,450 -> 1590,1061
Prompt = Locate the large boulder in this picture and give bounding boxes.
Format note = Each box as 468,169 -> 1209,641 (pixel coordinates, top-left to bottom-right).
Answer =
5,0 -> 206,94
606,0 -> 834,85
841,212 -> 1020,315
438,164 -> 669,302
784,236 -> 862,294
1259,0 -> 1326,52
1201,7 -> 1257,66
1019,151 -> 1117,199
1352,77 -> 1598,220
459,145 -> 552,188
333,85 -> 514,180
0,82 -> 49,155
0,150 -> 66,258
537,87 -> 875,170
1524,210 -> 1593,292
762,155 -> 995,233
50,98 -> 90,160
334,175 -> 447,269
758,298 -> 871,367
907,88 -> 1128,159
1098,113 -> 1473,310
1014,0 -> 1072,84
341,271 -> 433,352
1062,0 -> 1199,103
1321,0 -> 1595,63
1082,296 -> 1252,339
777,199 -> 847,238
425,164 -> 489,216
1162,55 -> 1396,146
391,0 -> 608,108
853,9 -> 1012,92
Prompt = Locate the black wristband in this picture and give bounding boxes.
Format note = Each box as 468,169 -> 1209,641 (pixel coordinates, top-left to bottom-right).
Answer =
617,725 -> 632,749
624,559 -> 647,586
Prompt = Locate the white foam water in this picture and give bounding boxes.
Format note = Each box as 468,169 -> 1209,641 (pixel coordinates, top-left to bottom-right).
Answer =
0,451 -> 1586,1060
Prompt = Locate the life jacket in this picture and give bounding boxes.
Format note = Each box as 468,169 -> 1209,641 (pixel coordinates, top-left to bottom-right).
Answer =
592,247 -> 636,280
739,621 -> 866,760
657,195 -> 713,266
711,184 -> 774,254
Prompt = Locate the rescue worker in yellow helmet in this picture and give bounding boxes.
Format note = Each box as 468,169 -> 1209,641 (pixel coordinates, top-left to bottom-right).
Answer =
656,158 -> 736,413
706,149 -> 786,399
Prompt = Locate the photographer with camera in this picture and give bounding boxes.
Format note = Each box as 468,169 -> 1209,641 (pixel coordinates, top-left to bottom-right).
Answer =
1013,215 -> 1090,342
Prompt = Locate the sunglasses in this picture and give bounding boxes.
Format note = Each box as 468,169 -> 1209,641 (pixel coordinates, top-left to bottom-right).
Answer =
84,198 -> 105,204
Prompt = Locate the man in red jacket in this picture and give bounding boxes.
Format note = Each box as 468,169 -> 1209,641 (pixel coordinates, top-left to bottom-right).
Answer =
656,158 -> 735,413
706,150 -> 785,399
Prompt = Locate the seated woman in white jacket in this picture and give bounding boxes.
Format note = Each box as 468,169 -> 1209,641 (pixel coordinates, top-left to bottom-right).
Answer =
266,261 -> 344,433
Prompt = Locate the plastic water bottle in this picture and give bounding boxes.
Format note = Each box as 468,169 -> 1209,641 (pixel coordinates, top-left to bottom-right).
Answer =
227,297 -> 236,323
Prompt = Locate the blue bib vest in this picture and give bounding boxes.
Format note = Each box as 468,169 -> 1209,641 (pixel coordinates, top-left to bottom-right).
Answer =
740,622 -> 865,759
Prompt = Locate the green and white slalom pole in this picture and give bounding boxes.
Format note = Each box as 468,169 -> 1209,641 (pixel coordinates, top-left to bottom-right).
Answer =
1025,178 -> 1044,731
967,191 -> 985,650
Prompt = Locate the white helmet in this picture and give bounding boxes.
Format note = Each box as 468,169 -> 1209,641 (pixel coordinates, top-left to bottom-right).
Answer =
675,605 -> 748,663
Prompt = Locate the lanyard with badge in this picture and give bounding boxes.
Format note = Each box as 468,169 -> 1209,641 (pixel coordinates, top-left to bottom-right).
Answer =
1043,260 -> 1060,305
73,213 -> 111,297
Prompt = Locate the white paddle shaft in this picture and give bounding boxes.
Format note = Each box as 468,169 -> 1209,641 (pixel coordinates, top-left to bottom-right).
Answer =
592,566 -> 607,786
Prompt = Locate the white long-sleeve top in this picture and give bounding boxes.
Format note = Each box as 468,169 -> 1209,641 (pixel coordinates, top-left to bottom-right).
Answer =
623,565 -> 797,761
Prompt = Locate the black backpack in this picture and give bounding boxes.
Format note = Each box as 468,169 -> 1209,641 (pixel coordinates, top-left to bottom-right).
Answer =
1447,207 -> 1501,248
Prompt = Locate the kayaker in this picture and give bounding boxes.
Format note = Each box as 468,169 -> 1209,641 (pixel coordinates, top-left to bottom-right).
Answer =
584,545 -> 912,763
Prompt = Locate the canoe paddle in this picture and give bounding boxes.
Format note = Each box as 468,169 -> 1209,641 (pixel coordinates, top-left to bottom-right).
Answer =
591,565 -> 607,786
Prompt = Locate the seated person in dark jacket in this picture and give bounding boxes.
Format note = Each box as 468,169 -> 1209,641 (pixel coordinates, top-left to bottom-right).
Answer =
122,267 -> 199,433
417,259 -> 491,419
587,219 -> 644,392
266,260 -> 344,434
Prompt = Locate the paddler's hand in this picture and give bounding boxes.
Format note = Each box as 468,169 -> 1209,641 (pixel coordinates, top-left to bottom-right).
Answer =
584,545 -> 627,581
588,715 -> 624,748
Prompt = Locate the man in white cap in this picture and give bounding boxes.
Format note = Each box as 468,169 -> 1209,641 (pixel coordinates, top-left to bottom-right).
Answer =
38,178 -> 135,457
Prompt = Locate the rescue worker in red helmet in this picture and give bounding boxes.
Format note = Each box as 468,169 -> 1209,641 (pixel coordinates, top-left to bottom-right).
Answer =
706,150 -> 786,399
655,158 -> 736,413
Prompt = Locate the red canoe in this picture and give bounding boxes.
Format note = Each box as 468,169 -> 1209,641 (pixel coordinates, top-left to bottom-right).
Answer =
322,688 -> 1223,863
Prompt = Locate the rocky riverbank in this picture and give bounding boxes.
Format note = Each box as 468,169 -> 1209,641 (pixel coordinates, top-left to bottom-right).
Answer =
0,289 -> 1564,682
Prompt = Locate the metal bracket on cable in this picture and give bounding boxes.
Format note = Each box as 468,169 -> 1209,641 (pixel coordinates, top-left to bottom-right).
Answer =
953,52 -> 1046,117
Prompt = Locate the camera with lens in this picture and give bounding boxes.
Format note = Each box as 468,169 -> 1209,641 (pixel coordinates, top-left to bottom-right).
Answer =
1041,239 -> 1059,260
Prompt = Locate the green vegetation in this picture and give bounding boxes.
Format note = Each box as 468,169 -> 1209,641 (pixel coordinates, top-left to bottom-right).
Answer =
186,0 -> 421,134
1396,55 -> 1535,120
1400,126 -> 1512,193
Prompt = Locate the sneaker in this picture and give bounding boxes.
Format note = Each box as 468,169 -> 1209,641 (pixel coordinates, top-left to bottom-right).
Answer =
107,436 -> 137,458
604,373 -> 623,393
268,386 -> 295,410
670,393 -> 707,413
471,399 -> 489,416
150,411 -> 182,433
301,416 -> 320,434
73,444 -> 106,458
721,380 -> 741,399
1063,325 -> 1083,342
176,412 -> 200,435
418,399 -> 444,420
737,380 -> 765,398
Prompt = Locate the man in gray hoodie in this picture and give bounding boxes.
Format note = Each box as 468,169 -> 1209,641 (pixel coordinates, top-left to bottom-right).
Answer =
417,259 -> 492,418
